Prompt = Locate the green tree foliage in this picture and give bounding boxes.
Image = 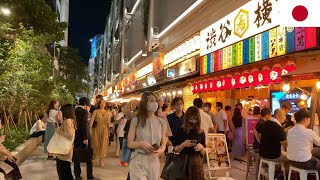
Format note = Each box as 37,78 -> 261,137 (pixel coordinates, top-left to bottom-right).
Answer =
0,0 -> 89,130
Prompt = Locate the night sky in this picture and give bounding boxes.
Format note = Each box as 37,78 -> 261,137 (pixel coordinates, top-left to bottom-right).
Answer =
68,0 -> 111,65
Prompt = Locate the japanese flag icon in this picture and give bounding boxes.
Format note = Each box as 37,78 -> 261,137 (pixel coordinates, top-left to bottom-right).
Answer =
279,0 -> 320,27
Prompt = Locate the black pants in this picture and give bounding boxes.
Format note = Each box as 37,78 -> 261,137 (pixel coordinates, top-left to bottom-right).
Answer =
74,144 -> 94,179
2,160 -> 22,180
56,158 -> 73,180
119,137 -> 124,150
30,131 -> 45,142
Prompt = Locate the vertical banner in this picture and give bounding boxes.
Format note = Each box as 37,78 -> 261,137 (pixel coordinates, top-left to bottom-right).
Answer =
223,48 -> 228,70
214,51 -> 219,72
232,44 -> 237,67
295,27 -> 305,51
200,56 -> 204,75
203,55 -> 208,75
269,28 -> 277,58
152,53 -> 164,76
227,46 -> 232,68
218,49 -> 223,71
305,27 -> 317,49
249,36 -> 255,63
207,53 -> 213,74
277,26 -> 286,56
243,39 -> 249,65
285,27 -> 295,54
255,34 -> 262,61
261,31 -> 269,60
237,41 -> 243,66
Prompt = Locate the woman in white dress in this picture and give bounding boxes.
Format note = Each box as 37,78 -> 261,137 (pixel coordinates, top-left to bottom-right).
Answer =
44,100 -> 62,159
127,92 -> 168,180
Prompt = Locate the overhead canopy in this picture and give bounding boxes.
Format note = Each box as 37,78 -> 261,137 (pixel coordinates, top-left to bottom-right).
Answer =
285,60 -> 320,76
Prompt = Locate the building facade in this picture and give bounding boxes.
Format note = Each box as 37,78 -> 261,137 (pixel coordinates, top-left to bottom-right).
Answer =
95,0 -> 320,131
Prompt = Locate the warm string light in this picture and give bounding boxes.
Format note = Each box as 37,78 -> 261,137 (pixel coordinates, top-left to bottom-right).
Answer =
316,80 -> 320,92
282,83 -> 290,93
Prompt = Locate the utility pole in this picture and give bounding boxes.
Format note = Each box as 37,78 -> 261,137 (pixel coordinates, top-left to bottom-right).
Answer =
110,0 -> 117,85
147,0 -> 154,52
120,0 -> 127,74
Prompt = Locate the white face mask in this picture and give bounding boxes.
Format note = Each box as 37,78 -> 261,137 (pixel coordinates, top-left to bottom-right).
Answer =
203,107 -> 210,112
147,102 -> 158,112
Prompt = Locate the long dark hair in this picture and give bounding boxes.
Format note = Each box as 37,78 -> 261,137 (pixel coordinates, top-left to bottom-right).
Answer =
183,106 -> 202,134
61,104 -> 77,128
232,107 -> 243,127
97,100 -> 106,109
137,91 -> 157,128
47,100 -> 57,115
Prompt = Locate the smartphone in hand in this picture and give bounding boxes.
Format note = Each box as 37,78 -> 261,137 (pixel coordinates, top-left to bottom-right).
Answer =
152,144 -> 159,150
190,140 -> 197,146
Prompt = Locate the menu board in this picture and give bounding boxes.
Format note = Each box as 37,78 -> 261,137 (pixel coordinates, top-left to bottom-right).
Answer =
206,134 -> 231,171
248,36 -> 255,63
269,28 -> 277,58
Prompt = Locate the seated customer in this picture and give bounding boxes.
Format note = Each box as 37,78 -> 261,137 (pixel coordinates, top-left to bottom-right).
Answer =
259,109 -> 288,162
287,109 -> 320,171
253,108 -> 272,153
30,113 -> 46,138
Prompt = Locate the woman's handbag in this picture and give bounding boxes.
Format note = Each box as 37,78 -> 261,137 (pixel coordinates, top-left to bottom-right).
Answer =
47,127 -> 73,155
121,138 -> 132,163
160,152 -> 188,180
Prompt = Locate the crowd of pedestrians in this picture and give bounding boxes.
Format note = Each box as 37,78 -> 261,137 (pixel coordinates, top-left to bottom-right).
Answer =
17,89 -> 319,180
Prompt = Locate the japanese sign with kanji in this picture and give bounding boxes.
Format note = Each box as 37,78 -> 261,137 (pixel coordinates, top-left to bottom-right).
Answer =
200,0 -> 280,56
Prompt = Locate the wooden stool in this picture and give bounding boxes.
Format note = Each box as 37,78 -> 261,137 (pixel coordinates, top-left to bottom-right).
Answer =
288,166 -> 319,180
246,149 -> 259,180
258,158 -> 286,180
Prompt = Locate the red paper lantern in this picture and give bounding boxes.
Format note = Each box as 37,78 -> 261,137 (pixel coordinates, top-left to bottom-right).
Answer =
220,76 -> 226,91
191,83 -> 195,93
232,72 -> 241,89
271,64 -> 283,84
216,78 -> 223,91
239,71 -> 249,88
209,80 -> 214,91
204,81 -> 210,92
199,81 -> 205,92
211,79 -> 218,91
248,68 -> 260,87
224,74 -> 232,90
282,61 -> 296,75
194,83 -> 199,93
259,66 -> 272,86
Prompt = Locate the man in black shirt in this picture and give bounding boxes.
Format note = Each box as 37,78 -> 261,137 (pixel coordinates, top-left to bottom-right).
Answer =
167,97 -> 185,143
74,97 -> 100,180
253,108 -> 272,152
260,109 -> 288,162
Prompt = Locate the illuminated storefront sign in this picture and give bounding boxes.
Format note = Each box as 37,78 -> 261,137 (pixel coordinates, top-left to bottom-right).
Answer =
153,53 -> 164,76
200,0 -> 280,56
164,36 -> 200,65
200,27 -> 317,75
137,63 -> 153,78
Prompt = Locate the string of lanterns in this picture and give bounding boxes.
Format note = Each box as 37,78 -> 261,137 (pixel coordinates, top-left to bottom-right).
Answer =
192,61 -> 296,93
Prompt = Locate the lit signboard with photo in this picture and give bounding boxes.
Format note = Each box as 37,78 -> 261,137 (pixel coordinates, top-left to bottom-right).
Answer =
270,88 -> 312,115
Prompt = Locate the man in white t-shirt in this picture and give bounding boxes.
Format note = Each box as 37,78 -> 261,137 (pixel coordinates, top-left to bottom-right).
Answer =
30,113 -> 46,138
215,102 -> 229,135
287,109 -> 320,172
193,98 -> 214,137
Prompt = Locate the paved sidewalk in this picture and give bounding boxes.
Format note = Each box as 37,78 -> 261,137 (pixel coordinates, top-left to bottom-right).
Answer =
19,142 -> 255,180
